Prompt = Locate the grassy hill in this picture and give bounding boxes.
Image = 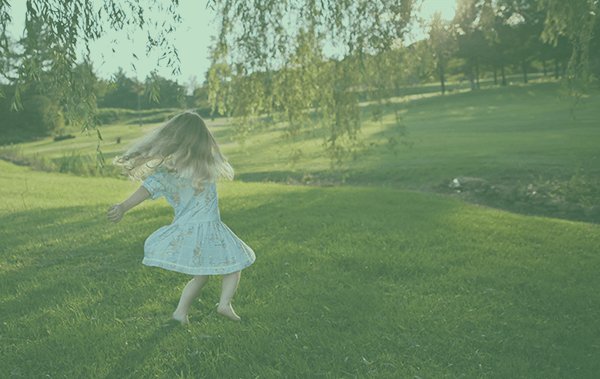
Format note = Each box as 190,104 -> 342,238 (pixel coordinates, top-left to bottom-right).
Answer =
4,79 -> 599,189
3,78 -> 598,224
1,159 -> 599,378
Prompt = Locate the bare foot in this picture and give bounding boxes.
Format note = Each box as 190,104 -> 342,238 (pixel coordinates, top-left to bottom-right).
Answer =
216,305 -> 241,322
172,313 -> 189,325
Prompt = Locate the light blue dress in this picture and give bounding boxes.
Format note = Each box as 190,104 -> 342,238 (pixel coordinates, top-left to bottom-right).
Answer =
141,166 -> 255,275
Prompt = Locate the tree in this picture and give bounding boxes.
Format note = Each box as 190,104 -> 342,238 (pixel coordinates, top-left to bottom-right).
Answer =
539,0 -> 598,100
591,9 -> 600,80
207,0 -> 416,163
98,67 -> 140,109
0,21 -> 65,144
454,0 -> 484,90
428,12 -> 457,95
479,1 -> 517,86
143,71 -> 186,109
185,75 -> 200,96
0,0 -> 183,159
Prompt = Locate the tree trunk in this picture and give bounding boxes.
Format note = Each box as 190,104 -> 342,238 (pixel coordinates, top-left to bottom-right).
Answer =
469,65 -> 476,91
475,59 -> 481,90
555,59 -> 559,79
440,60 -> 446,95
522,60 -> 528,83
542,60 -> 547,76
493,65 -> 498,85
501,65 -> 507,86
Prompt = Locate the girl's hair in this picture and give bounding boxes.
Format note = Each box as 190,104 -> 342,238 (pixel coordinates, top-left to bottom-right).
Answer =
114,111 -> 234,193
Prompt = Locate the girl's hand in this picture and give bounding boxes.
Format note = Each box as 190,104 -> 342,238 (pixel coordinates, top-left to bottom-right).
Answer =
107,203 -> 126,223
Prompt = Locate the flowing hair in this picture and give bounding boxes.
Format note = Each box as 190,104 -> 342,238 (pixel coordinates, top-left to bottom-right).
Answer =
114,111 -> 234,194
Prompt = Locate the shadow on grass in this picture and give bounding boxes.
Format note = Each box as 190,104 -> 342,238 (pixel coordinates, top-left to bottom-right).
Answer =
2,182 -> 599,377
0,185 -> 461,323
0,205 -> 171,320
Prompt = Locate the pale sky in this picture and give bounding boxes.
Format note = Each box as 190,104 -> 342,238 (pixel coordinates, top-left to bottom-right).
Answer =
7,0 -> 456,88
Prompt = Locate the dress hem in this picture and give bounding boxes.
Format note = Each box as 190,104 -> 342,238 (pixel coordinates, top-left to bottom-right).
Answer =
142,257 -> 254,275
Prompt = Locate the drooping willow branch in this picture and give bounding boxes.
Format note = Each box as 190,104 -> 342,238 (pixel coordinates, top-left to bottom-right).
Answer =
206,0 -> 416,165
0,0 -> 183,165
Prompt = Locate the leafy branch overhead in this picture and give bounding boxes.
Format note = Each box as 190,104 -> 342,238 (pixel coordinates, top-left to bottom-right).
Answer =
0,0 -> 182,138
205,0 -> 416,164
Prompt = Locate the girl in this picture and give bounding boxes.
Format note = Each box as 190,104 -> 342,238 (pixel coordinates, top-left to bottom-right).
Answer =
107,111 -> 255,324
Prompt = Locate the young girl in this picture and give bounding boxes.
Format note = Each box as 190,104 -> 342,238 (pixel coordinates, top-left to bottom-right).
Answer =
107,111 -> 255,324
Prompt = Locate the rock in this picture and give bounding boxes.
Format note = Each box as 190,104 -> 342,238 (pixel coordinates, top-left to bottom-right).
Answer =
450,176 -> 489,190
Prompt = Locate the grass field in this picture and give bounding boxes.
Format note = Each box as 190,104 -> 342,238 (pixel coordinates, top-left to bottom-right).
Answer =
1,157 -> 600,378
1,77 -> 599,377
4,78 -> 599,193
220,79 -> 600,190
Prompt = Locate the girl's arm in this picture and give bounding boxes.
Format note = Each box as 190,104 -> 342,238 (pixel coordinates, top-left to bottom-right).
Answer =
107,186 -> 151,223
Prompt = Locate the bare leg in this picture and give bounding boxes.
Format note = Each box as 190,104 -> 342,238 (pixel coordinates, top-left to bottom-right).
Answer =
172,275 -> 210,324
217,270 -> 242,321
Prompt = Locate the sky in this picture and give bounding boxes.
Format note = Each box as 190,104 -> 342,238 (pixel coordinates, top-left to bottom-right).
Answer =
7,0 -> 456,89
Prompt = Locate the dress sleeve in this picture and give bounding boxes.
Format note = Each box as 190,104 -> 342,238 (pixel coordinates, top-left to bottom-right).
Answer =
142,169 -> 167,200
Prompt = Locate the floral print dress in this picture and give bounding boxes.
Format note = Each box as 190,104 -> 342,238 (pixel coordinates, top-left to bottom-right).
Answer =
141,166 -> 255,275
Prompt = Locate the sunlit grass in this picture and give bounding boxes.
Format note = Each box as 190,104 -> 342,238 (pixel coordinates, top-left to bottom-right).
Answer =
1,159 -> 599,378
220,80 -> 600,190
7,78 -> 599,192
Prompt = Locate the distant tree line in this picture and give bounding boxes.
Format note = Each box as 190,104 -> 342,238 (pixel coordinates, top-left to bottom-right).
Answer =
1,0 -> 597,158
422,0 -> 599,96
0,0 -> 184,146
0,22 -> 207,145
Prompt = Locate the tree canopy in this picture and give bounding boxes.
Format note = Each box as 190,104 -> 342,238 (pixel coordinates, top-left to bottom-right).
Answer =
0,0 -> 182,130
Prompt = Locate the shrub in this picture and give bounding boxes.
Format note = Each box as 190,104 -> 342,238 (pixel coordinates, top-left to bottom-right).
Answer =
0,85 -> 65,145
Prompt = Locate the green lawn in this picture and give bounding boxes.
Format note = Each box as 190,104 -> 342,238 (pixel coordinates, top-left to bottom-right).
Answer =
4,79 -> 599,193
1,159 -> 599,378
220,80 -> 600,190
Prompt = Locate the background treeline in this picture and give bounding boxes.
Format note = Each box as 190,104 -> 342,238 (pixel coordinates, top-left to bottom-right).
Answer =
205,0 -> 599,163
0,18 -> 213,145
0,57 -> 213,145
418,0 -> 599,95
1,0 -> 598,146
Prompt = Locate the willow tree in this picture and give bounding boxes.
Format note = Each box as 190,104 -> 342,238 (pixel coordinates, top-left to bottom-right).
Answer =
539,0 -> 598,106
206,0 -> 416,164
0,0 -> 182,162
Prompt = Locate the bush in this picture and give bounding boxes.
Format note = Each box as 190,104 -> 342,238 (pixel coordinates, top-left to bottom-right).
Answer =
534,172 -> 600,207
0,85 -> 65,145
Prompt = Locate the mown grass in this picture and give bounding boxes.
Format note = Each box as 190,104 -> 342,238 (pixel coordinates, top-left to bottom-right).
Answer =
221,79 -> 600,189
1,159 -> 599,378
4,78 -> 599,194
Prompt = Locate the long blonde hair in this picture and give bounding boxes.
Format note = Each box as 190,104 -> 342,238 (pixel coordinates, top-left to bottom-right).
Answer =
114,111 -> 234,193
